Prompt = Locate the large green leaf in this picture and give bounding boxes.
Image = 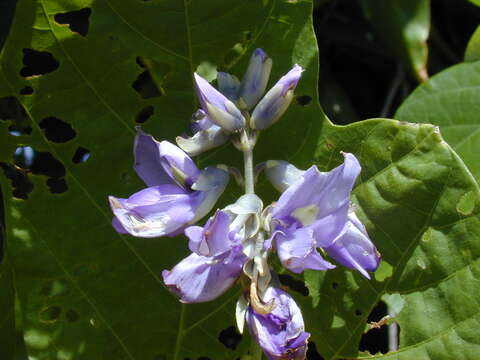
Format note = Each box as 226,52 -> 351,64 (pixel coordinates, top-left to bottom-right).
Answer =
1,0 -> 480,360
0,0 -> 322,359
299,120 -> 480,359
395,61 -> 480,181
359,0 -> 430,82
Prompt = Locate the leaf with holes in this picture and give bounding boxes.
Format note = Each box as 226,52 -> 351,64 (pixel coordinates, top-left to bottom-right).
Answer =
0,0 -> 322,359
1,1 -> 480,360
395,61 -> 480,181
359,0 -> 430,82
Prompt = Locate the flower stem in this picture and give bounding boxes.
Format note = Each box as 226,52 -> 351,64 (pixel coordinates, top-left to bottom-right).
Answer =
240,128 -> 255,194
244,144 -> 255,194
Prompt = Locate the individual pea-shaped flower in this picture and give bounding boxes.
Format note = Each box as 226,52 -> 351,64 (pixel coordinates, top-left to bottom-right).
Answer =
176,109 -> 229,156
162,194 -> 263,302
162,210 -> 247,302
108,128 -> 229,238
194,72 -> 246,132
246,287 -> 310,360
250,64 -> 303,130
264,154 -> 380,279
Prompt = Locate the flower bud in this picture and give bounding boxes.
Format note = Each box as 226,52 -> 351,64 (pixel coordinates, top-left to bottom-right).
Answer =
194,73 -> 245,132
217,72 -> 240,101
264,160 -> 305,192
250,64 -> 303,130
239,48 -> 272,109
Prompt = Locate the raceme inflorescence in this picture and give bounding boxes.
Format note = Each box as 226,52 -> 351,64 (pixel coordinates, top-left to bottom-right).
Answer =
108,48 -> 381,360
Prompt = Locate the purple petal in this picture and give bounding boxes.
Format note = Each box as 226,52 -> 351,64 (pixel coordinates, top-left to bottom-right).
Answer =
112,217 -> 128,234
272,153 -> 361,224
162,250 -> 246,303
246,287 -> 310,360
239,48 -> 272,109
250,64 -> 303,130
109,185 -> 198,238
158,140 -> 201,187
189,165 -> 230,224
186,210 -> 233,257
194,73 -> 245,132
308,203 -> 350,248
325,212 -> 380,279
275,227 -> 335,274
133,128 -> 176,187
134,128 -> 200,187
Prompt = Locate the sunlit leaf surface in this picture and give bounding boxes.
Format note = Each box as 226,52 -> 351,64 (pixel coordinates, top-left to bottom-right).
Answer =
396,61 -> 480,181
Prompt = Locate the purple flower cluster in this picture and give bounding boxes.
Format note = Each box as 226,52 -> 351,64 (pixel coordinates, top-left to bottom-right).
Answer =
109,49 -> 380,360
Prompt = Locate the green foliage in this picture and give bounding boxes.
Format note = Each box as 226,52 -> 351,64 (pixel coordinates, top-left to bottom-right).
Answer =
1,0 -> 479,359
301,120 -> 480,359
359,0 -> 431,82
465,26 -> 480,62
396,61 -> 480,181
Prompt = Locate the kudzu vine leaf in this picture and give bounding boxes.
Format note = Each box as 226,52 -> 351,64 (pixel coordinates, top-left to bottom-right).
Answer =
299,120 -> 480,360
395,61 -> 480,181
359,0 -> 430,82
1,1 -> 479,360
465,26 -> 480,62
